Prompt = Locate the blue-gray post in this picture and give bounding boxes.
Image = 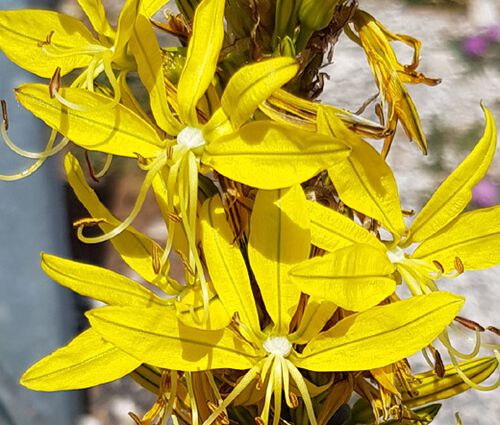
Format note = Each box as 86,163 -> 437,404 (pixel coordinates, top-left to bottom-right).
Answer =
0,1 -> 84,424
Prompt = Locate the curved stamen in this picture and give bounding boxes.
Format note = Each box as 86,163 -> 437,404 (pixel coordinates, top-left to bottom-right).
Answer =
2,125 -> 68,159
76,153 -> 167,243
272,359 -> 283,425
202,362 -> 263,425
439,328 -> 481,360
286,359 -> 318,425
40,43 -> 109,58
259,357 -> 277,425
185,372 -> 199,425
448,349 -> 500,391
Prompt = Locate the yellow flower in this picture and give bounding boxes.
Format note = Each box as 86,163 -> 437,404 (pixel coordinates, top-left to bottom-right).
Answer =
347,10 -> 441,156
85,187 -> 463,424
291,105 -> 500,389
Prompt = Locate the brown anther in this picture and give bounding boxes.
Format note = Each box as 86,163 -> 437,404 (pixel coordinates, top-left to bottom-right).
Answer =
207,401 -> 229,424
49,66 -> 61,99
168,212 -> 182,223
175,249 -> 195,276
1,99 -> 8,130
289,391 -> 299,408
128,412 -> 143,425
166,145 -> 174,160
455,316 -> 485,332
432,260 -> 445,274
255,373 -> 264,391
433,350 -> 445,378
134,152 -> 149,167
401,208 -> 415,217
486,326 -> 500,336
73,217 -> 106,228
254,417 -> 265,425
152,243 -> 161,274
231,312 -> 241,326
84,151 -> 100,183
37,30 -> 54,48
454,257 -> 464,274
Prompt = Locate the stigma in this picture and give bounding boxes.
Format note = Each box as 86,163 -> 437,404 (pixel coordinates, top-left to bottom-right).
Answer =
177,127 -> 206,150
263,336 -> 292,357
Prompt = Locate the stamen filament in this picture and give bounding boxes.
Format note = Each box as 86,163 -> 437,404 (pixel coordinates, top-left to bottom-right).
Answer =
77,153 -> 167,243
286,359 -> 318,425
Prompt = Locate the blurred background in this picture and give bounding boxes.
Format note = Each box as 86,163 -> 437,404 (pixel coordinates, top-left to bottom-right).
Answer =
0,0 -> 499,424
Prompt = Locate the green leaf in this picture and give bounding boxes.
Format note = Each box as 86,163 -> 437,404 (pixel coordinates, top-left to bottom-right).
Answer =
203,121 -> 350,189
293,292 -> 464,371
405,105 -> 497,245
20,328 -> 140,391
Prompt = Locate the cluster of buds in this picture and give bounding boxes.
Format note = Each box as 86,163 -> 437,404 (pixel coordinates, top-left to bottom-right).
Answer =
0,0 -> 498,424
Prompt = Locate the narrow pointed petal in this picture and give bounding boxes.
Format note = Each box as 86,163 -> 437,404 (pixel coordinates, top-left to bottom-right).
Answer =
203,121 -> 350,189
290,244 -> 396,311
16,84 -> 164,158
177,0 -> 225,125
140,0 -> 171,17
41,253 -> 166,307
308,200 -> 386,252
20,328 -> 140,391
200,196 -> 262,337
112,0 -> 140,67
319,107 -> 405,237
0,9 -> 97,77
77,0 -> 116,38
290,298 -> 337,345
65,154 -> 167,286
221,57 -> 298,129
413,206 -> 500,272
248,186 -> 310,334
293,292 -> 464,371
406,106 -> 497,245
131,14 -> 181,135
88,306 -> 261,371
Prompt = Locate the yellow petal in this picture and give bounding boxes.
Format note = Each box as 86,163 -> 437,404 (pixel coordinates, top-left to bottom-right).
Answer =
112,0 -> 140,67
131,14 -> 181,135
221,57 -> 298,129
41,253 -> 166,307
405,105 -> 497,245
293,292 -> 464,371
404,356 -> 499,408
77,0 -> 115,38
289,298 -> 337,345
290,244 -> 396,311
140,0 -> 171,17
308,200 -> 386,252
65,153 -> 167,286
88,306 -> 261,371
203,121 -> 350,189
175,283 -> 231,331
319,107 -> 405,237
200,196 -> 262,337
248,186 -> 310,334
20,328 -> 140,391
413,206 -> 500,272
16,84 -> 164,158
177,0 -> 225,125
0,9 -> 97,77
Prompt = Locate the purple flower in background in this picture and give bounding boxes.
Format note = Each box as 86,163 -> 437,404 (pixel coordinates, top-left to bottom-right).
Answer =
485,24 -> 500,43
463,34 -> 489,57
472,178 -> 497,207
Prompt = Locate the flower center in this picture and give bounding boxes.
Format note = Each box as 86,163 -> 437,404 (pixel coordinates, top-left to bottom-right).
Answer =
387,246 -> 406,264
263,336 -> 292,357
177,127 -> 206,150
